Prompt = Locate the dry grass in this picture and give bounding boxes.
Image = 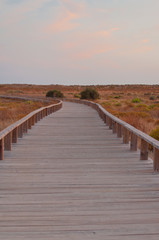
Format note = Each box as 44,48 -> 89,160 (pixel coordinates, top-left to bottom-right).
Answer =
0,98 -> 49,131
98,90 -> 159,135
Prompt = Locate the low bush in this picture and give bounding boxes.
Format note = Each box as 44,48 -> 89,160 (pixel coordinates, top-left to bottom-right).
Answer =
114,102 -> 121,107
149,126 -> 159,141
74,94 -> 80,98
132,98 -> 141,103
80,88 -> 99,100
46,90 -> 63,98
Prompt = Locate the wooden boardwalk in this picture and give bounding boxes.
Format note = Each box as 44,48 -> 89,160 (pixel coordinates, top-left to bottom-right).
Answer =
0,102 -> 159,239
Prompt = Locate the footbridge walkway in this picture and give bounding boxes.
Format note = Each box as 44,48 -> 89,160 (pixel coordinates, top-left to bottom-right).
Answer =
0,100 -> 159,239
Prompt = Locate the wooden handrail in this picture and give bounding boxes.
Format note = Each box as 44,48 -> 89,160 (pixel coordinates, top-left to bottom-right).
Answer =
0,100 -> 62,160
64,98 -> 159,172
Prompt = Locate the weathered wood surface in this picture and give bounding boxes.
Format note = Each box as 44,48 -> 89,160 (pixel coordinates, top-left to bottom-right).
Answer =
0,102 -> 159,240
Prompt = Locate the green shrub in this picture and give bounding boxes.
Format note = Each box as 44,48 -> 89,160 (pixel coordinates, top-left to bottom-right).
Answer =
74,94 -> 80,98
114,102 -> 121,107
132,98 -> 141,103
46,90 -> 63,98
149,126 -> 159,141
114,95 -> 121,99
80,88 -> 99,100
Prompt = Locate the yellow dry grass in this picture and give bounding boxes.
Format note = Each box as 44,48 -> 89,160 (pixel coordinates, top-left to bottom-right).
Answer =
0,98 -> 49,131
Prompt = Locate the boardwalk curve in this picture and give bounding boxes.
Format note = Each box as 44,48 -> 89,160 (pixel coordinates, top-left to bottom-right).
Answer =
0,102 -> 159,239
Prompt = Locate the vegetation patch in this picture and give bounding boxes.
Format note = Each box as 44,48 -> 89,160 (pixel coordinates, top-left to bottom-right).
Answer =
132,98 -> 141,103
80,88 -> 99,100
46,90 -> 64,98
0,99 -> 48,131
74,94 -> 80,98
149,126 -> 159,141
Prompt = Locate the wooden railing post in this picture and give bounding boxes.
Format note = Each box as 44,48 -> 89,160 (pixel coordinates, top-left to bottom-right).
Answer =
23,121 -> 28,132
18,124 -> 23,138
35,113 -> 38,123
28,118 -> 32,129
109,119 -> 113,129
43,109 -> 45,118
38,112 -> 41,121
123,128 -> 129,144
104,115 -> 106,124
140,139 -> 148,160
130,133 -> 137,151
41,111 -> 43,119
105,116 -> 108,126
32,116 -> 35,126
0,139 -> 4,160
26,120 -> 29,132
12,127 -> 18,143
4,132 -> 12,151
117,124 -> 122,138
153,148 -> 159,171
112,121 -> 117,134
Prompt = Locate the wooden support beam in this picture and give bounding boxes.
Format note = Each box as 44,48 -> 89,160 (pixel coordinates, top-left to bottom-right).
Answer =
130,133 -> 137,151
140,139 -> 148,160
123,128 -> 129,144
35,113 -> 38,123
117,124 -> 122,138
0,139 -> 4,160
154,148 -> 159,172
105,116 -> 108,126
109,119 -> 113,129
12,127 -> 18,143
38,112 -> 41,121
4,132 -> 12,151
112,121 -> 117,134
18,124 -> 23,138
32,116 -> 35,126
41,111 -> 43,119
104,115 -> 106,124
27,118 -> 32,129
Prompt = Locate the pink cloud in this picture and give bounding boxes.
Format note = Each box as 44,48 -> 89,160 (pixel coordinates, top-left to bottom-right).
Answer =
74,46 -> 115,59
141,39 -> 150,43
95,31 -> 110,37
134,46 -> 153,53
45,11 -> 80,33
111,28 -> 120,32
44,0 -> 85,33
93,28 -> 120,38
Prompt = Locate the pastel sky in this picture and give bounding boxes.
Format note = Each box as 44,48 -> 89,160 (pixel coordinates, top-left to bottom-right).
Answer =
1,0 -> 159,85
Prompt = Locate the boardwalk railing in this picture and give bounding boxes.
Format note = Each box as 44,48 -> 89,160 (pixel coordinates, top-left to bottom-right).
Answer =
0,100 -> 62,160
65,98 -> 159,172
